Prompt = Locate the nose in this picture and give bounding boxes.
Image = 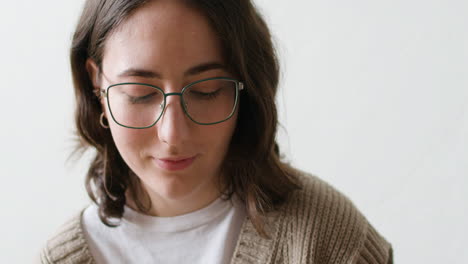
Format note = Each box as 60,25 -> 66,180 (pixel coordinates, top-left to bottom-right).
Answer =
156,93 -> 191,146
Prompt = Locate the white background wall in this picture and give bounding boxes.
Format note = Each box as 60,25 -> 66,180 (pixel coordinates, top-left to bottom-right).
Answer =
0,0 -> 466,263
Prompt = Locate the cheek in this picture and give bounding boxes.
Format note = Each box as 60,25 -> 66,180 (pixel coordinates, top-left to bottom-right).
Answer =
108,123 -> 153,165
203,113 -> 238,153
104,104 -> 149,151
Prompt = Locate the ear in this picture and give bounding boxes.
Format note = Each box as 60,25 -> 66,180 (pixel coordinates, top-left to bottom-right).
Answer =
86,58 -> 107,114
85,58 -> 101,95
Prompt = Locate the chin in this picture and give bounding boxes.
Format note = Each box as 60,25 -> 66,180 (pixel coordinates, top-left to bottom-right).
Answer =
144,172 -> 204,201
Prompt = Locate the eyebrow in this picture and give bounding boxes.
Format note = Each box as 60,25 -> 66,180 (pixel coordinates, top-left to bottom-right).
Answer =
117,62 -> 227,79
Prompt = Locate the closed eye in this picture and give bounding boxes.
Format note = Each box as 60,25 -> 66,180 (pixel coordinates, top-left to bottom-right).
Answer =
127,92 -> 158,104
189,89 -> 221,100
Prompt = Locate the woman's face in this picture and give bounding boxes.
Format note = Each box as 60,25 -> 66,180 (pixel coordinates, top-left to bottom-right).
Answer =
91,0 -> 237,214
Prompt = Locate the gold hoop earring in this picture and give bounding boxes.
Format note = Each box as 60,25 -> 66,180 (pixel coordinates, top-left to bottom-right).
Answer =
100,113 -> 109,129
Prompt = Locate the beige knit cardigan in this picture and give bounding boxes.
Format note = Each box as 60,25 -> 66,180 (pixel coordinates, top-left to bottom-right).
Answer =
39,171 -> 393,263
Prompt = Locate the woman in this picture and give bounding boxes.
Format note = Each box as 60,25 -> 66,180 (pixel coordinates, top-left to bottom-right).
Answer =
40,0 -> 393,263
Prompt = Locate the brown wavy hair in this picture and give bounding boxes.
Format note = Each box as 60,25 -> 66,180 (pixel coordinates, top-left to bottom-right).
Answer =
71,0 -> 299,237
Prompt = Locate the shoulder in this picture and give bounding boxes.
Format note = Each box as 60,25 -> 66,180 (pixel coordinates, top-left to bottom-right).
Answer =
38,207 -> 95,264
277,167 -> 393,263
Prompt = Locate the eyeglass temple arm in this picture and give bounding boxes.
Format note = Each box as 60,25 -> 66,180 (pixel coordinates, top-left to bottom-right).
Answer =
239,82 -> 244,91
99,89 -> 107,98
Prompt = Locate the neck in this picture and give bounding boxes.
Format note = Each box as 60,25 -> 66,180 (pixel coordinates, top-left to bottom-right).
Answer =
125,178 -> 224,217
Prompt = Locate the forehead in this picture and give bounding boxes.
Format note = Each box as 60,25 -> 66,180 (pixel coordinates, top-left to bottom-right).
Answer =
102,0 -> 224,78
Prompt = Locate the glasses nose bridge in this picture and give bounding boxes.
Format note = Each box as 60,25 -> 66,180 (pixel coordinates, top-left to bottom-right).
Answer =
165,92 -> 183,97
162,91 -> 186,114
164,92 -> 183,104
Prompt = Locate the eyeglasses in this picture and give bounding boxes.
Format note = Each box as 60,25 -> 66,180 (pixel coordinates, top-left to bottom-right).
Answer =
99,76 -> 244,129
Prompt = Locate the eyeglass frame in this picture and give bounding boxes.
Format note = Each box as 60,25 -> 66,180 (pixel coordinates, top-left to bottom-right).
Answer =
98,76 -> 245,129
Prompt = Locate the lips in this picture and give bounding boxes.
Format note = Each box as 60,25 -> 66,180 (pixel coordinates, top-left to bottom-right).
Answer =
154,155 -> 197,171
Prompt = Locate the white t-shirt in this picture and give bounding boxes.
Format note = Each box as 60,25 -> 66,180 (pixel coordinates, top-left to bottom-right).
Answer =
82,197 -> 246,264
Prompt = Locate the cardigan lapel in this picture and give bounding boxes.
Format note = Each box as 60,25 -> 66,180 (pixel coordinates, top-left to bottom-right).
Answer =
229,210 -> 283,264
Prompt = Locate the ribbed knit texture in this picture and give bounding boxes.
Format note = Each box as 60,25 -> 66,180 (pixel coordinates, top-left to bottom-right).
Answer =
39,170 -> 393,264
40,212 -> 95,264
